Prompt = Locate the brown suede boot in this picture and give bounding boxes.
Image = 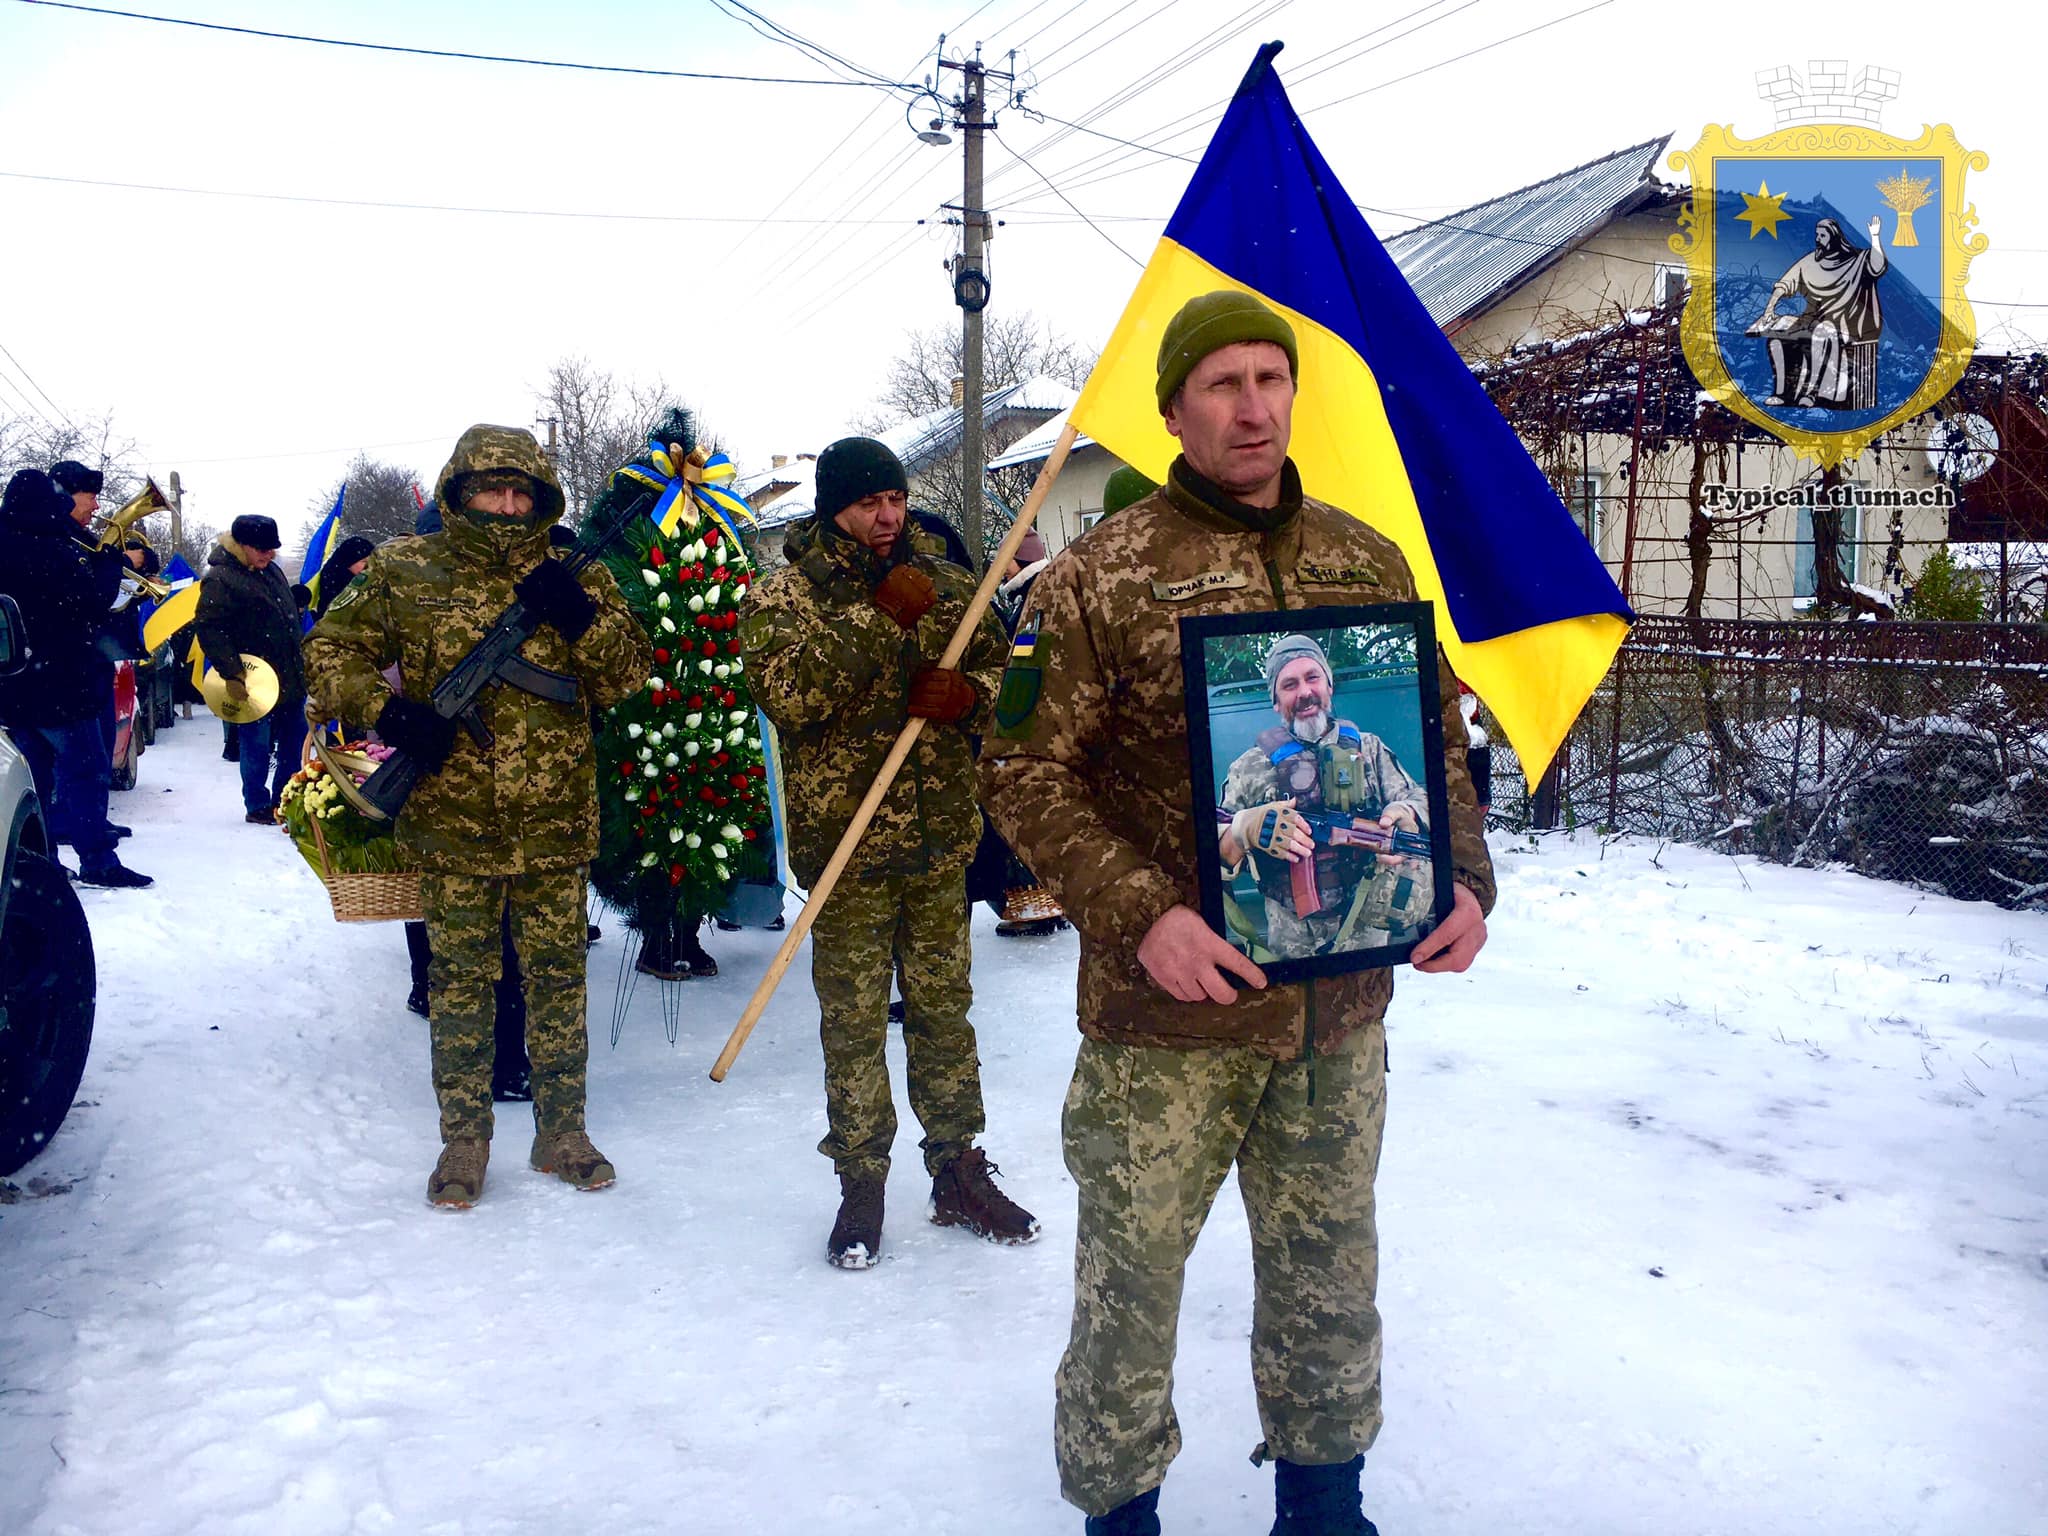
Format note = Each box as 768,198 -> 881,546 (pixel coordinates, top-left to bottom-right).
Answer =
427,1137 -> 489,1209
929,1147 -> 1040,1245
827,1170 -> 885,1270
529,1128 -> 616,1190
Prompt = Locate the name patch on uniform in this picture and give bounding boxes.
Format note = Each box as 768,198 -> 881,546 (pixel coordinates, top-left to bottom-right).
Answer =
1298,561 -> 1381,587
1150,570 -> 1249,602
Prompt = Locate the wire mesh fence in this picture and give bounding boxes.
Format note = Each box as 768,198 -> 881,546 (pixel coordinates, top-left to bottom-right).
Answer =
1485,617 -> 2048,910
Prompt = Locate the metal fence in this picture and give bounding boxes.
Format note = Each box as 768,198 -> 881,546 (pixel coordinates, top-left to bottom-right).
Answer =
1485,617 -> 2048,910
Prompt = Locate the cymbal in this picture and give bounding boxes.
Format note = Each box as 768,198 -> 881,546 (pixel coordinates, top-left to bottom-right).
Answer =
201,654 -> 280,723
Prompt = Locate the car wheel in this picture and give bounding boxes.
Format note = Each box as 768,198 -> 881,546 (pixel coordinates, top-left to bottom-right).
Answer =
0,849 -> 97,1176
111,728 -> 139,792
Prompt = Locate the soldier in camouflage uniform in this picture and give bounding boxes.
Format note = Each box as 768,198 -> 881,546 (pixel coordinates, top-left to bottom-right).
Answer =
981,292 -> 1496,1536
740,436 -> 1039,1270
305,424 -> 652,1209
1218,633 -> 1433,961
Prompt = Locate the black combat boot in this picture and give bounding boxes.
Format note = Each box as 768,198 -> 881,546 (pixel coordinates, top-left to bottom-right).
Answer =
1270,1455 -> 1377,1536
827,1169 -> 885,1270
1085,1487 -> 1161,1536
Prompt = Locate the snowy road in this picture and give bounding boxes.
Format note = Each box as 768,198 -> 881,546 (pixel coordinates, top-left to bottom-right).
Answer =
3,719 -> 2045,1535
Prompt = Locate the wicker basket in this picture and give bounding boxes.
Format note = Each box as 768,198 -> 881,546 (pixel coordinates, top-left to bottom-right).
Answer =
301,731 -> 423,923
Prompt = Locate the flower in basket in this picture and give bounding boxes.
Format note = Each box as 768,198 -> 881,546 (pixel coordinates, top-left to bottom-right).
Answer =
278,745 -> 411,877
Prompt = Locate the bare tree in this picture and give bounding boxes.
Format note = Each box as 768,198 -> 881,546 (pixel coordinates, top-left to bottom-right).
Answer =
306,453 -> 428,546
534,356 -> 700,522
0,406 -> 141,504
857,311 -> 1096,430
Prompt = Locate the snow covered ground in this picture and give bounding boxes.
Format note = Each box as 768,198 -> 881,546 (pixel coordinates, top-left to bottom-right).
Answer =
3,720 -> 2045,1536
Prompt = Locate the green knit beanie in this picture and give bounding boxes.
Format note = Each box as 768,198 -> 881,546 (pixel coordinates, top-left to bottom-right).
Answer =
1099,466 -> 1158,519
1155,290 -> 1298,412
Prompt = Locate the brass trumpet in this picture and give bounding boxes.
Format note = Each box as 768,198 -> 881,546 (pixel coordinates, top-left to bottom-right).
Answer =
80,479 -> 174,604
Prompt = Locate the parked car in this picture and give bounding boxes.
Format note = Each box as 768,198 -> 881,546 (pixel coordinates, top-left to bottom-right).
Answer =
0,594 -> 98,1176
110,657 -> 142,791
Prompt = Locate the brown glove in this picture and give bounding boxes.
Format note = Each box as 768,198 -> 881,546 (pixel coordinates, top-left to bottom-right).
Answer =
907,667 -> 978,724
224,677 -> 250,703
872,564 -> 938,629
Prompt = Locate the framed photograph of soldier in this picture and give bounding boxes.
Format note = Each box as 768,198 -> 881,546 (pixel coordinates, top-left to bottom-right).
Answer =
1179,604 -> 1453,984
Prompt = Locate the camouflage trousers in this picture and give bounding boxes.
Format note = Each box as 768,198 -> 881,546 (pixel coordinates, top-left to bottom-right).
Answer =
809,867 -> 986,1179
1055,1022 -> 1388,1515
421,867 -> 591,1143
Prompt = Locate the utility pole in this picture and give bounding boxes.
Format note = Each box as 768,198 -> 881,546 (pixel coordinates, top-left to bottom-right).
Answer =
166,470 -> 184,561
937,47 -> 1008,571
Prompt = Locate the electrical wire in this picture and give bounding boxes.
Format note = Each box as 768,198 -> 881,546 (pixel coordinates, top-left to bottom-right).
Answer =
993,130 -> 1144,268
706,0 -> 906,88
0,168 -> 923,226
0,335 -> 76,430
8,0 -> 906,87
994,0 -> 1507,200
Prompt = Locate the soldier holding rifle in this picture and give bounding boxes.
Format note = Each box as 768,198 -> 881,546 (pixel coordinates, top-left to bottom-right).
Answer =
305,425 -> 651,1209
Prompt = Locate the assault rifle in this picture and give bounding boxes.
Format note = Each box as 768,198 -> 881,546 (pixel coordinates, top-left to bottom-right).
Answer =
1216,803 -> 1432,919
359,485 -> 657,818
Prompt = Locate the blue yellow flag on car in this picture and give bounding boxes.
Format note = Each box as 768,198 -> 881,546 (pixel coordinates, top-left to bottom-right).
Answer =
298,484 -> 345,630
1069,42 -> 1631,782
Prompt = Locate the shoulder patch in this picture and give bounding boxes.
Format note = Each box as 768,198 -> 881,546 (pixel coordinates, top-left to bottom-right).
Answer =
1150,570 -> 1249,602
325,577 -> 368,614
993,658 -> 1043,737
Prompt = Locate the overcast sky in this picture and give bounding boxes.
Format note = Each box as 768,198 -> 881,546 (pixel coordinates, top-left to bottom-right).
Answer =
2,0 -> 2041,545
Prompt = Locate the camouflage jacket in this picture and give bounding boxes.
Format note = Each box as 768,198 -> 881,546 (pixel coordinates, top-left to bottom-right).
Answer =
742,517 -> 1007,886
980,456 -> 1496,1059
302,426 -> 653,875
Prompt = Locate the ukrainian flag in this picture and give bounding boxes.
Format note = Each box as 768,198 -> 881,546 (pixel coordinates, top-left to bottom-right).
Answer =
298,484 -> 345,630
1069,42 -> 1630,782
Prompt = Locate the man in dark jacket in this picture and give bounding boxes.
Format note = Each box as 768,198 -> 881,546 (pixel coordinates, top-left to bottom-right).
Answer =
195,513 -> 308,823
0,469 -> 152,887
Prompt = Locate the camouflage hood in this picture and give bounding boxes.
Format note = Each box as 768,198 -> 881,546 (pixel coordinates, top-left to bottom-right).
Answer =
433,424 -> 567,534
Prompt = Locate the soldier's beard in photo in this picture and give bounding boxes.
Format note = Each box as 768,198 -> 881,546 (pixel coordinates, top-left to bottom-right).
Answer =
1288,703 -> 1330,743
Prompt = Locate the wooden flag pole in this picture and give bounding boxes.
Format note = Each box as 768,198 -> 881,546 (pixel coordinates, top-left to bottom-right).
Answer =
710,423 -> 1080,1082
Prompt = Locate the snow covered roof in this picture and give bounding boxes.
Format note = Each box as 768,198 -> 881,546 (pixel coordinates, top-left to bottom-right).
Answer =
986,406 -> 1098,470
735,458 -> 811,500
874,374 -> 1078,472
1383,135 -> 1672,329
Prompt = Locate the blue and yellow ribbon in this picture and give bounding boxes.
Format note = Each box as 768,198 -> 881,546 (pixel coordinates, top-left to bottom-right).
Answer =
616,440 -> 758,546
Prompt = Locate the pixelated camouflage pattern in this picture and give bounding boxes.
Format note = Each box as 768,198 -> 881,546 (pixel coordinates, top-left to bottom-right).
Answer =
740,519 -> 1007,886
1054,1023 -> 1387,1515
980,458 -> 1496,1058
421,867 -> 592,1141
1220,723 -> 1434,959
303,425 -> 653,874
809,867 -> 987,1179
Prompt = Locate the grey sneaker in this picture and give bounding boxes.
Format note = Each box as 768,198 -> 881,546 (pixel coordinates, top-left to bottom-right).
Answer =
529,1128 -> 616,1190
428,1137 -> 489,1208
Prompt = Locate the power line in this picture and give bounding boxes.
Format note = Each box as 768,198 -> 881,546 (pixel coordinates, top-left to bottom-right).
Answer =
0,335 -> 76,430
9,0 -> 905,87
993,130 -> 1143,268
0,168 -> 922,226
706,0 -> 905,88
1308,0 -> 1614,115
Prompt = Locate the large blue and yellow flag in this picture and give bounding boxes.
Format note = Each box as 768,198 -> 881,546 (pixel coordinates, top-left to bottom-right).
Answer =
298,484 -> 346,630
1070,43 -> 1630,781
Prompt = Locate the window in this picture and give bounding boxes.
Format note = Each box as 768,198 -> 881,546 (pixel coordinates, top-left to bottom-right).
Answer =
1654,262 -> 1689,308
1793,497 -> 1861,603
1573,473 -> 1605,547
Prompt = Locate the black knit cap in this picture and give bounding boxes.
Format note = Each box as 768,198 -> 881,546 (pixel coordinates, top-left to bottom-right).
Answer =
48,460 -> 104,496
814,436 -> 909,523
231,513 -> 282,551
